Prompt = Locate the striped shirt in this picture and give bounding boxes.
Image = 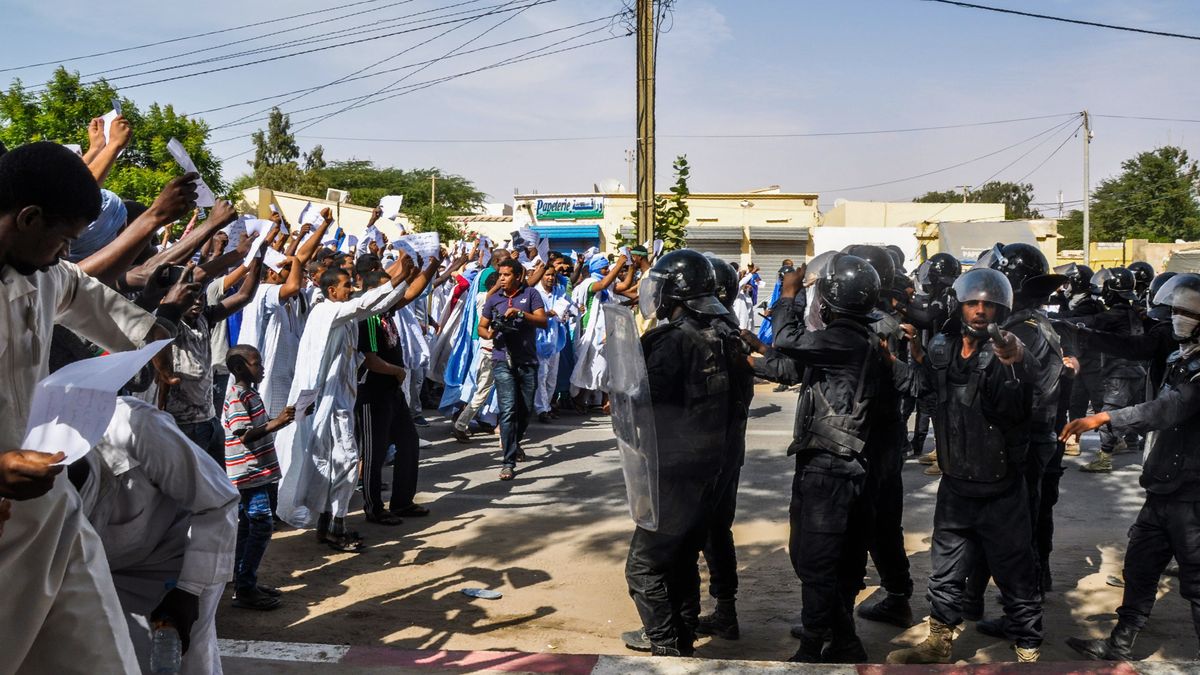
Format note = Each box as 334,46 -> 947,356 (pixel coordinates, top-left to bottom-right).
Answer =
222,383 -> 280,489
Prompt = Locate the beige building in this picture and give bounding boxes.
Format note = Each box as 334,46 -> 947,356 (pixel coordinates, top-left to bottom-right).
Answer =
510,187 -> 818,271
822,200 -> 1005,229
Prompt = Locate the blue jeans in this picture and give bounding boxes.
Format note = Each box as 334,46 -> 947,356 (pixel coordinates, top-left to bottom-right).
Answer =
235,483 -> 277,593
179,418 -> 224,469
492,360 -> 538,468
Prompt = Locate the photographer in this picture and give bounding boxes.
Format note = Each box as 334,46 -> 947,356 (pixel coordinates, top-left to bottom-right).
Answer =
478,258 -> 548,481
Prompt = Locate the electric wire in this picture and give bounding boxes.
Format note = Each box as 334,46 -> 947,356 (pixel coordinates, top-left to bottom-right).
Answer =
922,0 -> 1200,41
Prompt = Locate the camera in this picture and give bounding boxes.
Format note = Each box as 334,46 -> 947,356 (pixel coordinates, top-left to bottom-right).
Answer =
491,313 -> 525,335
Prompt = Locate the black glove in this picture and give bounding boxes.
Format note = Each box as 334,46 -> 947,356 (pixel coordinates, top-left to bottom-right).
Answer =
151,587 -> 200,654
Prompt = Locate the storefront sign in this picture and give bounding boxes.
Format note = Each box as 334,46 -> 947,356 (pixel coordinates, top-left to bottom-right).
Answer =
534,197 -> 604,220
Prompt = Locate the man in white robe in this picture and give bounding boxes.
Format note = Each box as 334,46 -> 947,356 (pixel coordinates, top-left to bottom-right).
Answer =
76,397 -> 238,675
275,251 -> 440,549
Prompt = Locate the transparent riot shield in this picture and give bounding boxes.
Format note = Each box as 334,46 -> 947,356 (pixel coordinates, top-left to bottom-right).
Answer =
603,304 -> 659,531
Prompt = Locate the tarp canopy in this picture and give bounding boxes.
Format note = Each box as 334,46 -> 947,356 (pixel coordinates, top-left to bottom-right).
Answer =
1165,248 -> 1200,273
939,220 -> 1037,264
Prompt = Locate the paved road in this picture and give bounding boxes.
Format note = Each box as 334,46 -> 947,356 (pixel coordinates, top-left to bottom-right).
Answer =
221,384 -> 1196,671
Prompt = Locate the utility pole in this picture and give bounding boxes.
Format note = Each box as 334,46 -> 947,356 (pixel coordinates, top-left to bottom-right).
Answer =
635,0 -> 656,245
624,148 -> 635,193
955,185 -> 971,203
1082,110 -> 1092,266
430,175 -> 437,211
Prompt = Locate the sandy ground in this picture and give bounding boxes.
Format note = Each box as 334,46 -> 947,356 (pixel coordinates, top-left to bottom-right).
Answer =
217,384 -> 1198,664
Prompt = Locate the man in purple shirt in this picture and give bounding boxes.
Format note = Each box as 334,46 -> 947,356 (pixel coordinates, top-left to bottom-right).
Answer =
479,258 -> 548,480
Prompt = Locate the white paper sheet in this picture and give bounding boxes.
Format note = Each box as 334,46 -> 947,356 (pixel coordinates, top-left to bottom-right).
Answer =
379,195 -> 404,220
166,137 -> 216,207
223,218 -> 247,254
396,232 -> 440,260
292,388 -> 319,424
262,247 -> 286,273
101,98 -> 123,154
553,297 -> 574,317
23,339 -> 173,465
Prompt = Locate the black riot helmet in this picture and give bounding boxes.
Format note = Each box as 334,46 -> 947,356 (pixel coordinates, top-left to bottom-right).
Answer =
1128,261 -> 1154,293
1147,271 -> 1178,321
885,245 -> 907,274
842,244 -> 895,292
1060,263 -> 1094,295
816,253 -> 882,323
926,252 -> 962,291
704,252 -> 738,310
952,268 -> 1013,336
638,248 -> 726,320
1153,273 -> 1200,340
1091,267 -> 1137,305
990,242 -> 1066,305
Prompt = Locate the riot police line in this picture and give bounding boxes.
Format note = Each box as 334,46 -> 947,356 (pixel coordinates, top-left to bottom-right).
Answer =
607,241 -> 1200,664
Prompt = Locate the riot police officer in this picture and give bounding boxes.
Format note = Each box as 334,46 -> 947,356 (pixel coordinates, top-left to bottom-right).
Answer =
967,243 -> 1064,627
842,244 -> 916,629
622,249 -> 735,657
1073,267 -> 1148,472
886,269 -> 1043,664
1051,263 -> 1103,457
1062,273 -> 1200,661
905,253 -> 962,467
744,253 -> 888,662
693,253 -> 755,641
1128,260 -> 1155,304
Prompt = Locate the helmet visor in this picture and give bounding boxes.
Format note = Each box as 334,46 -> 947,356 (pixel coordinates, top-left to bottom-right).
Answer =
803,251 -> 837,288
971,244 -> 1007,271
638,273 -> 664,318
684,294 -> 730,316
1152,273 -> 1200,315
952,268 -> 1014,310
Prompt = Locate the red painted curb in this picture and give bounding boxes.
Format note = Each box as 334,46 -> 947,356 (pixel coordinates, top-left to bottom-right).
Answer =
857,663 -> 1140,674
341,646 -> 599,673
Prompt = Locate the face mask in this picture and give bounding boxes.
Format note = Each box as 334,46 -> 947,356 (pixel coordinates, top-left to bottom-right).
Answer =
1172,314 -> 1200,341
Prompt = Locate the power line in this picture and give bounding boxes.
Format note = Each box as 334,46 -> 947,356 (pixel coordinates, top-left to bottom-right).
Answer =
29,1 -> 553,93
1010,121 -> 1083,185
215,33 -> 629,161
813,115 -> 1082,193
922,0 -> 1200,41
1093,114 -> 1200,123
0,0 -> 390,73
188,14 -> 616,117
209,0 -> 542,131
292,0 -> 539,135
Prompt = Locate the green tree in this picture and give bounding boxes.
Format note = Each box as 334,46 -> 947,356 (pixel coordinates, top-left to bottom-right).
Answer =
1058,209 -> 1083,249
622,154 -> 691,250
250,107 -> 299,169
0,67 -> 223,206
1090,146 -> 1200,242
913,181 -> 1041,219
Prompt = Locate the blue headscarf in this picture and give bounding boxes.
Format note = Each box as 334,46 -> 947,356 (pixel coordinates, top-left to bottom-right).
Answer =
68,189 -> 126,263
587,256 -> 610,276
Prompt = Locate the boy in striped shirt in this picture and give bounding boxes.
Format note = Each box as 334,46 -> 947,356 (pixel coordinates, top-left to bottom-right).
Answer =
222,344 -> 298,610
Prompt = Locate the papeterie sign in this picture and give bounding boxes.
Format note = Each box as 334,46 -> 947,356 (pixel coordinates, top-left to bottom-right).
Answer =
534,197 -> 604,220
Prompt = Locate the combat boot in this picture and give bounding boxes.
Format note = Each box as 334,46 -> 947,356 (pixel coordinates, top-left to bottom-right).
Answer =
1081,451 -> 1113,473
649,640 -> 682,657
1015,645 -> 1040,662
822,632 -> 868,663
886,618 -> 954,664
696,600 -> 739,640
788,631 -> 825,663
918,450 -> 937,465
924,463 -> 942,476
620,628 -> 651,652
857,592 -> 914,628
1066,622 -> 1139,661
1064,437 -> 1081,456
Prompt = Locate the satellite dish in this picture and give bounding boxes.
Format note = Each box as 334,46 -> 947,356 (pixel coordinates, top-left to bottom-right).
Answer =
598,178 -> 623,193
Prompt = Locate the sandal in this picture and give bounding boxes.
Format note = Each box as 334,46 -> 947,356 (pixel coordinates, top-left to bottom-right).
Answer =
391,504 -> 430,517
326,532 -> 366,553
499,467 -> 515,481
365,512 -> 405,526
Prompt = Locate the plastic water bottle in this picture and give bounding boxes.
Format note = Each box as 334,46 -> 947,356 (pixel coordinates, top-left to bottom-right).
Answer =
149,622 -> 182,674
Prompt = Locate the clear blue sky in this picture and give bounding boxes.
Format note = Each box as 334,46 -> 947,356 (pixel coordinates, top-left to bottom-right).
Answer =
3,0 -> 1198,211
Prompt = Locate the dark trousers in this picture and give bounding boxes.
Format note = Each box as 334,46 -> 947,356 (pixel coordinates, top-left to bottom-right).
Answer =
1117,496 -> 1200,640
868,424 -> 913,598
179,417 -> 224,469
927,480 -> 1043,648
1069,368 -> 1103,420
235,482 -> 278,592
493,360 -> 537,467
789,453 -> 870,637
911,393 -> 935,454
1099,376 -> 1142,452
626,476 -> 716,646
355,388 -> 420,516
702,466 -> 741,603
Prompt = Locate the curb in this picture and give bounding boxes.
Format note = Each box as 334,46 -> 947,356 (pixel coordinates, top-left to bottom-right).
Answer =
218,640 -> 1194,674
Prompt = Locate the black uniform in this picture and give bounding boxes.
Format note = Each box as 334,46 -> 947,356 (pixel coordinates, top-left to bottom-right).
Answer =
903,293 -> 952,455
625,313 -> 733,652
753,296 -> 885,646
1070,302 -> 1147,452
701,319 -> 756,612
1055,292 -> 1105,421
866,310 -> 914,601
963,305 -> 1059,612
1104,350 -> 1200,641
915,327 -> 1043,648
